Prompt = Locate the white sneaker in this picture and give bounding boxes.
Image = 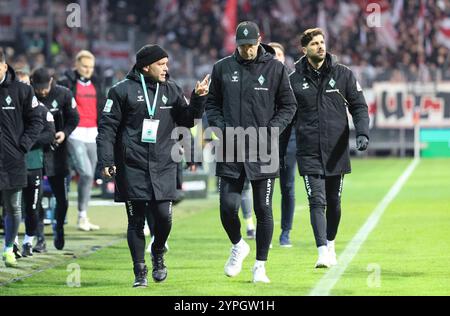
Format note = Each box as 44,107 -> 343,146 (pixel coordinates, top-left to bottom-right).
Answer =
327,241 -> 337,266
143,223 -> 150,237
77,217 -> 100,231
315,246 -> 331,268
224,240 -> 250,277
252,264 -> 270,283
147,236 -> 154,253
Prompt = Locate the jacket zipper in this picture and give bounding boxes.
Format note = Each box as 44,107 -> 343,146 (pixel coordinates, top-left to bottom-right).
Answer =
239,67 -> 243,127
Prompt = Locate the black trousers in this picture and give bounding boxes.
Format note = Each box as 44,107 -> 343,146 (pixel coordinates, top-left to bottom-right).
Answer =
125,198 -> 172,266
23,169 -> 43,237
48,175 -> 69,230
303,174 -> 344,247
219,171 -> 275,261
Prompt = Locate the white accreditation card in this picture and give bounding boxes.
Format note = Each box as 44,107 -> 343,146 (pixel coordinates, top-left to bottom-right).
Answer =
141,119 -> 160,143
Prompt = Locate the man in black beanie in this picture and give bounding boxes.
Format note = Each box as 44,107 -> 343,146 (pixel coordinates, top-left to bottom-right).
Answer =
97,44 -> 209,287
135,45 -> 169,70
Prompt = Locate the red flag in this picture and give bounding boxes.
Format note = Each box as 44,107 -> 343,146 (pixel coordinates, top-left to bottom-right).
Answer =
365,0 -> 398,52
222,0 -> 238,54
417,0 -> 425,32
437,17 -> 450,49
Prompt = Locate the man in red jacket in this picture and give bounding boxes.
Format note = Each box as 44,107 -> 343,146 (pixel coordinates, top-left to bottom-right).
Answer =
58,50 -> 102,232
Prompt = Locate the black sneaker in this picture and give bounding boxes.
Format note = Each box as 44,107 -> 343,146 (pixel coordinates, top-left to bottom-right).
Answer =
151,253 -> 167,283
279,230 -> 292,248
53,226 -> 65,250
13,243 -> 22,259
33,239 -> 47,253
133,263 -> 148,288
22,243 -> 33,257
246,228 -> 256,240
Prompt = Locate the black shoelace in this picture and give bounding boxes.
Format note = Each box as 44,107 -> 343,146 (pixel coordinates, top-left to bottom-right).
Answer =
136,267 -> 147,279
153,256 -> 165,269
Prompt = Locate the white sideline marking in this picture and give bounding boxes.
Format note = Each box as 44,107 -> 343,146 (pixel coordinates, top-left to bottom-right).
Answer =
0,237 -> 124,287
309,159 -> 420,296
88,200 -> 122,207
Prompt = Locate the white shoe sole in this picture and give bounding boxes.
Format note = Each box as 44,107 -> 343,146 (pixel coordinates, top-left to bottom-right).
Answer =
253,278 -> 271,283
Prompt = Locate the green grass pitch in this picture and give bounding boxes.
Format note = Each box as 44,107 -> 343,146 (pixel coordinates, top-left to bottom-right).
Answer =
1,158 -> 449,296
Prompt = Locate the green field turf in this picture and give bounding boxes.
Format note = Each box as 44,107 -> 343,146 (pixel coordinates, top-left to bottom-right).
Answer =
1,158 -> 449,296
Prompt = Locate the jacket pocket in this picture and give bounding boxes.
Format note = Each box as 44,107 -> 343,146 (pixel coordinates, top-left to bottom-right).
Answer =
124,131 -> 147,168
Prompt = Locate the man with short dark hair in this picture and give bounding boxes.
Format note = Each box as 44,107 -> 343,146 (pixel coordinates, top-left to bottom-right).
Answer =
0,50 -> 44,267
206,21 -> 297,283
16,70 -> 55,257
31,67 -> 80,251
283,28 -> 369,268
97,44 -> 209,288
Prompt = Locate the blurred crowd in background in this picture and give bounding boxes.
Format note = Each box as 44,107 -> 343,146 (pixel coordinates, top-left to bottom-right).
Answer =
1,0 -> 449,94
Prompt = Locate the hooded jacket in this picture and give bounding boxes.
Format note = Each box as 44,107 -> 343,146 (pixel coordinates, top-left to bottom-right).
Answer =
37,84 -> 80,177
0,65 -> 44,189
97,66 -> 207,202
284,53 -> 369,176
57,69 -> 105,125
205,44 -> 297,180
25,104 -> 56,170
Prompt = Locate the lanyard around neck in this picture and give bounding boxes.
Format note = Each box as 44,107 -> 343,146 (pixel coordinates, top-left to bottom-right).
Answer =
140,73 -> 159,119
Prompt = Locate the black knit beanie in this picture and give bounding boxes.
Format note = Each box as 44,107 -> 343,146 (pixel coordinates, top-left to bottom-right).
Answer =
136,45 -> 169,69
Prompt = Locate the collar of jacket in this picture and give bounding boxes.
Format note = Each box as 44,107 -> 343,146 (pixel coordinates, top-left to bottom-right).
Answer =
294,53 -> 338,76
35,82 -> 55,102
65,69 -> 97,85
233,43 -> 275,65
0,64 -> 16,88
126,65 -> 169,88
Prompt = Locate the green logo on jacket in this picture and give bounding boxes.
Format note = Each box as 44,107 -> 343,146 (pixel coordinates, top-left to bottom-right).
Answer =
329,78 -> 336,88
258,75 -> 265,86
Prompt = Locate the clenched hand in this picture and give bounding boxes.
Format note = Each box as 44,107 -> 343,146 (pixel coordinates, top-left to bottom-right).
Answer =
356,135 -> 369,151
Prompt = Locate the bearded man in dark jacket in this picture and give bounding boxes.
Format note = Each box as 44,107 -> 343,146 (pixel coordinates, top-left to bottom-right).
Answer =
284,28 -> 369,269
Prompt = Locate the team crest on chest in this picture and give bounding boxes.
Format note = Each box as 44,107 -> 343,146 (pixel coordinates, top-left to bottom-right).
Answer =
231,71 -> 239,83
329,78 -> 336,88
258,75 -> 265,86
